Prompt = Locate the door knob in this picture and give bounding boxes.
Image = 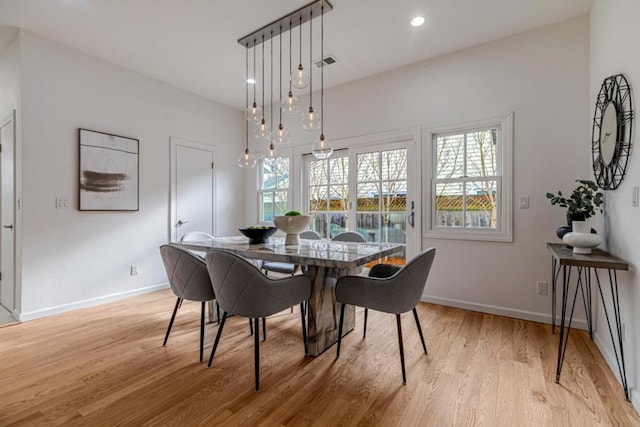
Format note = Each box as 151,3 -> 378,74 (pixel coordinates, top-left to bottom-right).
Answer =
3,224 -> 13,230
176,220 -> 189,227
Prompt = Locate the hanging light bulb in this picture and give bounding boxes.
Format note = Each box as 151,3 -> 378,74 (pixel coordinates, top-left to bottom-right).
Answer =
245,41 -> 261,123
255,35 -> 270,139
312,134 -> 333,159
312,2 -> 333,159
302,11 -> 321,132
291,16 -> 310,89
265,142 -> 279,160
239,44 -> 257,168
281,20 -> 300,115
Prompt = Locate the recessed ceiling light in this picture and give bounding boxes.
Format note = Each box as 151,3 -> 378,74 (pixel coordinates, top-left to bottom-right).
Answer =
247,78 -> 256,84
410,16 -> 425,27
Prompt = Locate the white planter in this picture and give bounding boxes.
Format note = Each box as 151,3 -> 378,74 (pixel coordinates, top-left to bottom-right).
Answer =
562,220 -> 601,254
273,215 -> 312,245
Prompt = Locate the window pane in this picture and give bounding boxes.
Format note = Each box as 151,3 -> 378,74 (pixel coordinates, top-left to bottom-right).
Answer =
309,159 -> 327,186
466,129 -> 497,178
274,191 -> 288,217
261,192 -> 274,222
329,185 -> 348,211
357,152 -> 378,182
465,181 -> 497,229
329,157 -> 349,184
436,134 -> 464,179
310,213 -> 328,238
357,183 -> 379,211
380,213 -> 406,243
276,157 -> 290,189
382,149 -> 407,180
329,213 -> 347,238
262,160 -> 276,190
435,182 -> 463,227
309,186 -> 327,212
356,213 -> 379,242
382,181 -> 407,212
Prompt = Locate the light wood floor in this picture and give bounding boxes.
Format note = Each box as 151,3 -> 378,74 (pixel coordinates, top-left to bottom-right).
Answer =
0,289 -> 637,426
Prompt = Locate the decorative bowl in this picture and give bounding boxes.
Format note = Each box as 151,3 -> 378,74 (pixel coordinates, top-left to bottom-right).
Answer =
238,227 -> 277,244
273,215 -> 311,245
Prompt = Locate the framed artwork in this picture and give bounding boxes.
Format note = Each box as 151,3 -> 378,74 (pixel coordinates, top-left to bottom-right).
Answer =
79,128 -> 139,211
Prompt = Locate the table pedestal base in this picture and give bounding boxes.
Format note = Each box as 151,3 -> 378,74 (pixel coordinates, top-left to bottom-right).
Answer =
304,265 -> 356,356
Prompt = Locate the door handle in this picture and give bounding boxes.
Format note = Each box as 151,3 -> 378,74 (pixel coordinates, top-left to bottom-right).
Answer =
176,220 -> 189,227
407,201 -> 415,228
3,224 -> 13,230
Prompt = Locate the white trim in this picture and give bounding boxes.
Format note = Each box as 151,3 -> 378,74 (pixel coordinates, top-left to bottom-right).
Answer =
18,283 -> 170,322
169,137 -> 216,241
422,294 -> 589,331
632,390 -> 640,416
423,113 -> 513,242
593,329 -> 635,404
0,110 -> 17,313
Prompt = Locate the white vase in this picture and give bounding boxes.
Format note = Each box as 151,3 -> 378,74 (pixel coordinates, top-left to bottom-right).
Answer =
562,220 -> 601,254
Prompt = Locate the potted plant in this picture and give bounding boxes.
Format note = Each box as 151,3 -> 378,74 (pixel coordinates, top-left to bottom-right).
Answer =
273,211 -> 311,245
546,179 -> 604,239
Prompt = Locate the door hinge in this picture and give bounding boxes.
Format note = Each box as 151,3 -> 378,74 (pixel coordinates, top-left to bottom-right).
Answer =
211,162 -> 214,170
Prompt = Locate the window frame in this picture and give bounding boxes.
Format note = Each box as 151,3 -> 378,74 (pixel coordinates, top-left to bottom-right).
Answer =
423,113 -> 513,242
257,155 -> 291,224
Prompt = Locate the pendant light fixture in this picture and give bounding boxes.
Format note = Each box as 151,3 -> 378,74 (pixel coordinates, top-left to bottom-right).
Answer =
238,43 -> 257,168
301,10 -> 321,131
280,20 -> 300,115
255,34 -> 271,140
312,1 -> 333,159
291,16 -> 310,89
274,27 -> 292,145
244,40 -> 261,123
265,31 -> 279,159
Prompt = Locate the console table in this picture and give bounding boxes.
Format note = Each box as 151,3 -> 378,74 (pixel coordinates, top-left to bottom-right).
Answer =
546,243 -> 629,400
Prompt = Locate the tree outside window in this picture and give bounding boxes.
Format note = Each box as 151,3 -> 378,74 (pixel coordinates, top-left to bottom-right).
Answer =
259,157 -> 289,222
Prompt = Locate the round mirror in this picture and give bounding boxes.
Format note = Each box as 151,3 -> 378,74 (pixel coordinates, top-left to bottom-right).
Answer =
600,102 -> 618,165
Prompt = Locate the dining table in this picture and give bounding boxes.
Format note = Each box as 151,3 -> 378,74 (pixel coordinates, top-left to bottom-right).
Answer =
173,235 -> 404,356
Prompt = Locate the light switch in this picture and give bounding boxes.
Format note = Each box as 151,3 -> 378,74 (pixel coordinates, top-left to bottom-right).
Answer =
519,196 -> 529,209
56,197 -> 70,209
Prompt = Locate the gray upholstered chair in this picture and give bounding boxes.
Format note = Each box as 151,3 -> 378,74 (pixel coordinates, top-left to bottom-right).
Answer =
159,244 -> 215,363
335,248 -> 436,384
180,231 -> 221,322
205,249 -> 311,391
332,231 -> 366,243
262,230 -> 322,276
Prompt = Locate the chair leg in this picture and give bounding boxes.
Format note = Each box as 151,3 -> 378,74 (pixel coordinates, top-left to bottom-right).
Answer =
163,297 -> 181,346
262,317 -> 267,341
363,308 -> 368,339
336,304 -> 346,359
300,302 -> 308,355
249,318 -> 253,335
396,314 -> 406,384
215,300 -> 221,325
207,312 -> 227,367
200,301 -> 206,362
254,318 -> 260,392
412,308 -> 428,355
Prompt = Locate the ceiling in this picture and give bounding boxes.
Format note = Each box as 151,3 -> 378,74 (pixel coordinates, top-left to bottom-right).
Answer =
0,0 -> 592,110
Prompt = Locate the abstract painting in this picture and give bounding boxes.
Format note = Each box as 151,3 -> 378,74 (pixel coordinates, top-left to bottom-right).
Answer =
79,128 -> 139,211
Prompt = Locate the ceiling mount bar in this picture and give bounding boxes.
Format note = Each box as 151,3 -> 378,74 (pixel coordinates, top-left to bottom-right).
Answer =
237,0 -> 333,49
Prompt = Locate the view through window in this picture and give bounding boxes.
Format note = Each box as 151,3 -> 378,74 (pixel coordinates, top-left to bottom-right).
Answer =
259,157 -> 290,222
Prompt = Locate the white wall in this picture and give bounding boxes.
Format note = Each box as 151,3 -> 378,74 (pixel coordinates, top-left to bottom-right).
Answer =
246,16 -> 591,324
17,31 -> 244,319
590,0 -> 640,410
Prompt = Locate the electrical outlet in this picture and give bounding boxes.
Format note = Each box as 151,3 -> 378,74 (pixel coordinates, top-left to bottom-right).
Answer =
130,265 -> 139,276
56,197 -> 70,209
536,281 -> 547,295
519,196 -> 529,209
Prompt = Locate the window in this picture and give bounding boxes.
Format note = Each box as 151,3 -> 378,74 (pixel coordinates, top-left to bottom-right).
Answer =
425,114 -> 512,242
305,151 -> 348,238
259,157 -> 290,222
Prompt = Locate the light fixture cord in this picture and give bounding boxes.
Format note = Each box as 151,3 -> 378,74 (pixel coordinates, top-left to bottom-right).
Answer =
288,20 -> 293,92
252,39 -> 257,104
309,10 -> 313,108
299,15 -> 303,67
320,2 -> 324,135
261,34 -> 265,120
246,42 -> 249,152
270,30 -> 273,132
279,25 -> 283,124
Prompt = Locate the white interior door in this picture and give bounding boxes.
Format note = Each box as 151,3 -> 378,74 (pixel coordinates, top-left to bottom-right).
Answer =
0,111 -> 16,311
170,138 -> 215,241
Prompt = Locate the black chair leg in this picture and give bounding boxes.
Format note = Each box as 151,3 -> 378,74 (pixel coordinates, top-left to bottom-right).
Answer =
262,317 -> 267,341
412,308 -> 428,354
336,304 -> 346,359
363,308 -> 368,339
249,318 -> 253,335
396,314 -> 406,384
200,301 -> 206,362
300,302 -> 308,355
254,318 -> 260,392
208,312 -> 227,367
215,301 -> 221,325
163,297 -> 181,346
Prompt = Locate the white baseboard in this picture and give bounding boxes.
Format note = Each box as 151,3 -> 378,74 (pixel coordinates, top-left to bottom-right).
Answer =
421,294 -> 589,331
593,330 -> 637,411
18,282 -> 170,322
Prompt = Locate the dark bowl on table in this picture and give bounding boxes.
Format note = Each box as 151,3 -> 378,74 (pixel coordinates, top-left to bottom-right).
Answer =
238,227 -> 277,244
